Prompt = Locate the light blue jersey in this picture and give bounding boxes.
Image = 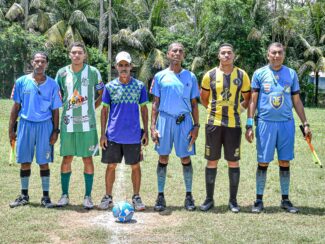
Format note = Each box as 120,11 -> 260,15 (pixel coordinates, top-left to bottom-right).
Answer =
252,65 -> 300,121
150,68 -> 200,116
12,74 -> 62,122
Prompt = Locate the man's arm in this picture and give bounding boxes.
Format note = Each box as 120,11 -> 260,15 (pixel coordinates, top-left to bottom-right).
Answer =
241,91 -> 251,109
292,93 -> 312,139
189,98 -> 199,146
8,102 -> 20,145
200,88 -> 210,108
100,105 -> 109,149
140,105 -> 149,146
95,89 -> 103,109
50,109 -> 60,145
150,96 -> 160,144
245,90 -> 258,143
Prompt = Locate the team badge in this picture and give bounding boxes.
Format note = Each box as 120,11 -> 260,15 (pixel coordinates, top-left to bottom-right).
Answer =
81,77 -> 89,86
283,85 -> 291,93
205,146 -> 210,157
221,88 -> 232,101
89,145 -> 96,151
233,78 -> 242,86
234,148 -> 240,157
270,93 -> 284,109
64,116 -> 70,125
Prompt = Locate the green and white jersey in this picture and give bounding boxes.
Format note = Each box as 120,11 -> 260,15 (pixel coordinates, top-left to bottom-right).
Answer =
55,64 -> 104,133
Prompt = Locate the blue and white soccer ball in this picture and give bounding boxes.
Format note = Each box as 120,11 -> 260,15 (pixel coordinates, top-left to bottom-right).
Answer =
112,201 -> 134,223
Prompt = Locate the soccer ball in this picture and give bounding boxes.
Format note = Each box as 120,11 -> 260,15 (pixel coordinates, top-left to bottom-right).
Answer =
112,201 -> 134,223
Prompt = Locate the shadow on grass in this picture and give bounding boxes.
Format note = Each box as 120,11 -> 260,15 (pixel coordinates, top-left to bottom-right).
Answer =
26,203 -> 325,216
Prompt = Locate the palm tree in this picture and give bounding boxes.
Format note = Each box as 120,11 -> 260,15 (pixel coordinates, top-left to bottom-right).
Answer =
45,0 -> 98,47
298,2 -> 325,106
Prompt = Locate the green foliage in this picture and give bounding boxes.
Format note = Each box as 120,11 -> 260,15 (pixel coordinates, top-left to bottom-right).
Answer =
0,23 -> 45,98
86,46 -> 109,82
46,44 -> 70,78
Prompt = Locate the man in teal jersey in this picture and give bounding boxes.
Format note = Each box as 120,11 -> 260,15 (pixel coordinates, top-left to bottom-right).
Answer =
9,52 -> 62,208
55,42 -> 104,209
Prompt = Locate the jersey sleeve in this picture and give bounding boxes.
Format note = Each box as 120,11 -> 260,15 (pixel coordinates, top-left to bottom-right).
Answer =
12,78 -> 21,103
291,70 -> 300,95
251,71 -> 261,91
51,83 -> 63,110
201,72 -> 211,90
95,68 -> 104,91
241,71 -> 251,92
139,84 -> 149,106
190,73 -> 200,99
101,86 -> 111,107
150,75 -> 160,97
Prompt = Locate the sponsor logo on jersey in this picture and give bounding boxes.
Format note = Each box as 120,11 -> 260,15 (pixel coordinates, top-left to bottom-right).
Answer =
283,84 -> 291,93
233,78 -> 242,86
81,77 -> 89,86
270,93 -> 284,109
263,82 -> 272,93
221,88 -> 232,101
67,89 -> 88,110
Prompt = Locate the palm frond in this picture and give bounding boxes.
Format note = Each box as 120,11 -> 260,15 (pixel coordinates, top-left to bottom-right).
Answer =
112,28 -> 143,50
5,3 -> 24,21
64,25 -> 83,47
29,0 -> 46,10
68,10 -> 87,26
131,27 -> 156,51
316,57 -> 325,72
37,10 -> 50,32
191,56 -> 205,73
247,27 -> 262,41
303,46 -> 323,58
298,61 -> 316,75
45,20 -> 66,45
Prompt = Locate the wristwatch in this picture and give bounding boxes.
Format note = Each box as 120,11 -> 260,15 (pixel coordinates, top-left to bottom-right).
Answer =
193,123 -> 200,128
53,128 -> 60,134
245,125 -> 253,130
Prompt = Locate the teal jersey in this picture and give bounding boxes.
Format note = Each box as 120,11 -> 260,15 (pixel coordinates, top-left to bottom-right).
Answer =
55,64 -> 104,132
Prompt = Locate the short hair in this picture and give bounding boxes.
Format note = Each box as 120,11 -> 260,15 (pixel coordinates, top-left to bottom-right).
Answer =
69,42 -> 86,53
32,51 -> 48,62
168,42 -> 184,51
218,43 -> 234,53
267,42 -> 284,52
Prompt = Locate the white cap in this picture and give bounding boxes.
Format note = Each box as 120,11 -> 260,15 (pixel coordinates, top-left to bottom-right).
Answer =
115,51 -> 132,64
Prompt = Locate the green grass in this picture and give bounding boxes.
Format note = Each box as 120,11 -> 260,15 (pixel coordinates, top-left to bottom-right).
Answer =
0,99 -> 325,243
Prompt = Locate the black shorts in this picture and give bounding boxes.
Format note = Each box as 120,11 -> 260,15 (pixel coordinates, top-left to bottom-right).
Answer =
101,141 -> 141,165
205,125 -> 242,161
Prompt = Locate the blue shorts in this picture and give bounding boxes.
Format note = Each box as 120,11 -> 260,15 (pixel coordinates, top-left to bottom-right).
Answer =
155,112 -> 195,158
256,119 -> 295,163
16,118 -> 53,164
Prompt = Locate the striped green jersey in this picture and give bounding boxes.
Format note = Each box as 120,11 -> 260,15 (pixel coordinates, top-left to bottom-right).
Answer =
55,64 -> 103,132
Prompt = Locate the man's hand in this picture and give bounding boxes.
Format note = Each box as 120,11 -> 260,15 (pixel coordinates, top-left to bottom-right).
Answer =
141,131 -> 149,146
50,132 -> 59,145
245,128 -> 254,143
100,134 -> 108,150
151,128 -> 160,145
188,126 -> 199,147
9,130 -> 16,145
304,126 -> 312,142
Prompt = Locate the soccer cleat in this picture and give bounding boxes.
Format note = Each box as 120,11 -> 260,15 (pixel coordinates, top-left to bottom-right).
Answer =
280,199 -> 299,213
184,195 -> 196,211
57,194 -> 69,207
252,200 -> 264,213
228,201 -> 240,213
132,195 -> 146,211
154,195 -> 166,212
98,195 -> 113,210
199,198 -> 214,211
83,196 -> 94,210
41,196 -> 55,208
9,195 -> 29,208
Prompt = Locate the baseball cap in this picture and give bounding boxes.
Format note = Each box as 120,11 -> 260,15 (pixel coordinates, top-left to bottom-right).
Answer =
115,51 -> 132,64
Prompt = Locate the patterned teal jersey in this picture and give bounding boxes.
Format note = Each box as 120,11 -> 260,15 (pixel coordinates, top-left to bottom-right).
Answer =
55,64 -> 104,132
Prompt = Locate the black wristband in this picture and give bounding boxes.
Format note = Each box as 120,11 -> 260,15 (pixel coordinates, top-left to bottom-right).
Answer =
304,123 -> 310,128
193,123 -> 200,128
245,125 -> 253,130
53,128 -> 60,134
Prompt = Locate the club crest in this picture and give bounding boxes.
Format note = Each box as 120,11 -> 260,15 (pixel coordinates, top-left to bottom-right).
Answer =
270,93 -> 284,109
233,78 -> 242,86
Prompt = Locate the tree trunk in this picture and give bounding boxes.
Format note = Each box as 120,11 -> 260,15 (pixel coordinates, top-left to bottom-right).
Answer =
108,0 -> 112,82
315,70 -> 319,106
24,0 -> 29,30
98,0 -> 104,53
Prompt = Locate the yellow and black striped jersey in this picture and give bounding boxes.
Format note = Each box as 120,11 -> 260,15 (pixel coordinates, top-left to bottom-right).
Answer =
201,66 -> 250,128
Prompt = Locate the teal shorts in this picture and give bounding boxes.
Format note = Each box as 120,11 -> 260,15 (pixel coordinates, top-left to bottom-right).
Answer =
60,130 -> 99,157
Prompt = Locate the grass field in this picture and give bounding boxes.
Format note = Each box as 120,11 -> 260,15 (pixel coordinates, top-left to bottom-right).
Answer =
0,99 -> 324,244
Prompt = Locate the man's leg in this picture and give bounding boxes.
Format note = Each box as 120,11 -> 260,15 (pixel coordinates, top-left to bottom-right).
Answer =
154,155 -> 168,211
98,164 -> 116,210
228,161 -> 240,213
200,160 -> 217,211
40,163 -> 55,208
57,156 -> 73,207
10,163 -> 31,208
279,160 -> 298,213
131,162 -> 146,211
252,163 -> 268,213
82,156 -> 94,209
181,156 -> 196,211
